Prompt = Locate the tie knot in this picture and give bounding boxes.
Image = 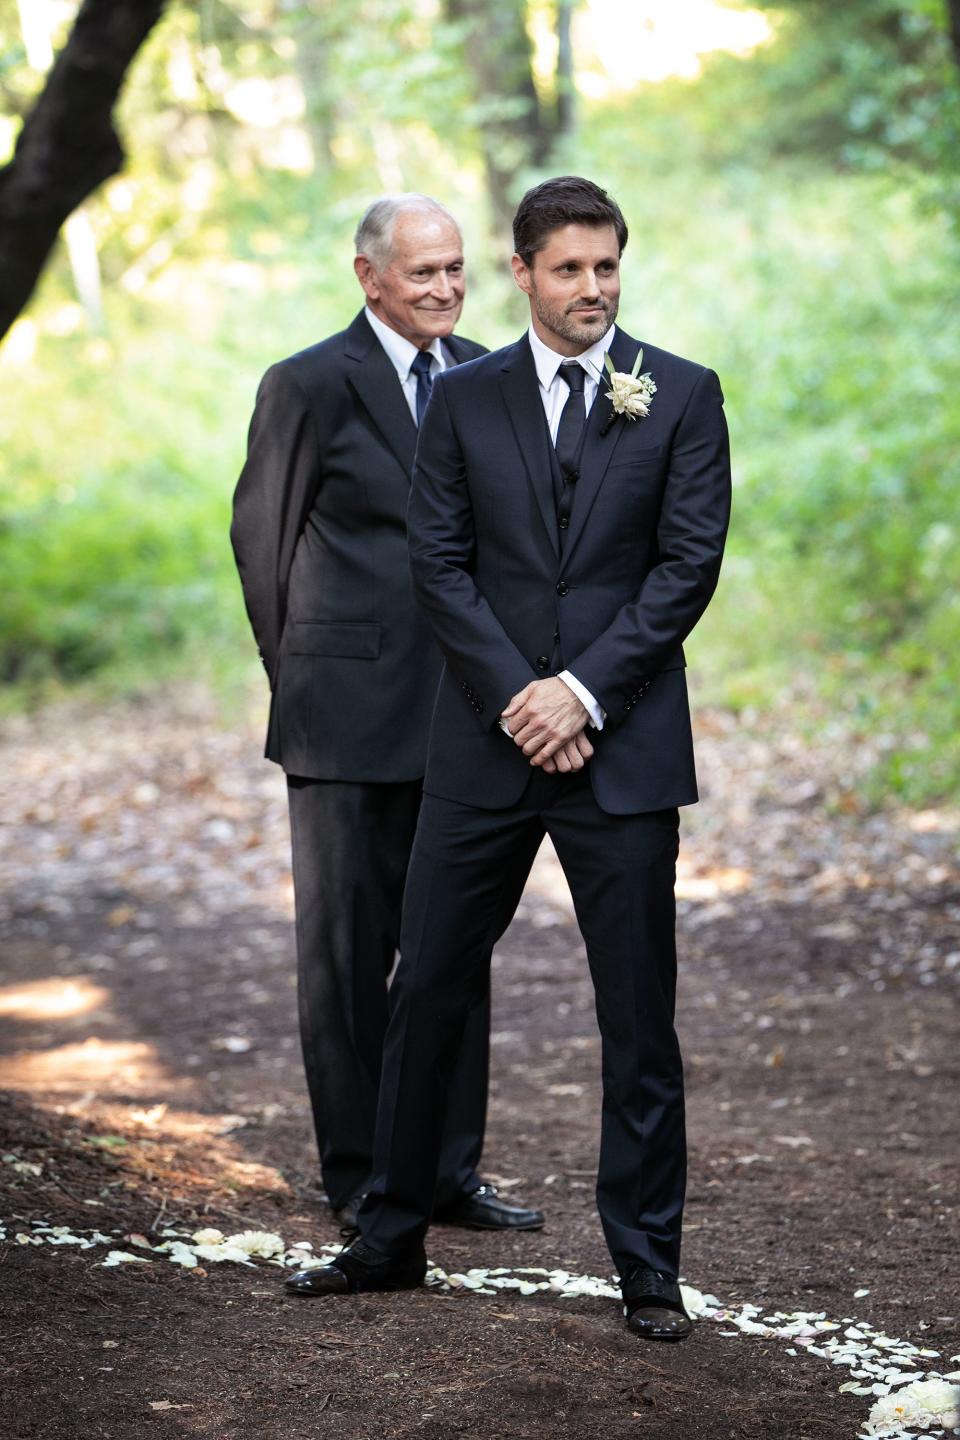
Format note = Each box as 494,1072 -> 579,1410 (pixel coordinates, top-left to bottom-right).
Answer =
557,362 -> 586,393
411,350 -> 433,378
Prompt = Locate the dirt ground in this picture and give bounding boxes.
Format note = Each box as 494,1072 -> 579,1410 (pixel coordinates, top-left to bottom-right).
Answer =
0,685 -> 957,1440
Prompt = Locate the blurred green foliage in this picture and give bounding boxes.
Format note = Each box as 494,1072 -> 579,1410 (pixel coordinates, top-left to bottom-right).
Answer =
0,0 -> 958,804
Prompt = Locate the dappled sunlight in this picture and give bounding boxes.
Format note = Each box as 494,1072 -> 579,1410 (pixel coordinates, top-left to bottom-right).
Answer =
65,1096 -> 291,1201
0,975 -> 111,1022
523,838 -> 755,914
0,1037 -> 166,1094
577,0 -> 773,94
908,809 -> 959,835
676,865 -> 752,901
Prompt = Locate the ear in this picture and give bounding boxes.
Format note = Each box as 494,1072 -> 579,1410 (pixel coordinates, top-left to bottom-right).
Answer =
511,252 -> 533,298
354,254 -> 380,301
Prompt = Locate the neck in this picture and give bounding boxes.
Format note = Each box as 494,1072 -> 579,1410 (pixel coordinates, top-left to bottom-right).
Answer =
529,313 -> 590,358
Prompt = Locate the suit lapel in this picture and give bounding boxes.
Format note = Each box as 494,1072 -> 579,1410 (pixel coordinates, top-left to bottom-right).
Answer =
444,334 -> 476,365
561,327 -> 638,564
344,312 -> 418,477
498,337 -> 560,558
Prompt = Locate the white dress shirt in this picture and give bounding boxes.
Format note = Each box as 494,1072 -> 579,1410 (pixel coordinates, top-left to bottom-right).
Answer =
364,306 -> 447,423
527,320 -> 613,443
524,321 -> 616,732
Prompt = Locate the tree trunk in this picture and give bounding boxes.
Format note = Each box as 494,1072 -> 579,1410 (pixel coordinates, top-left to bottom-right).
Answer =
445,0 -> 547,235
556,0 -> 575,139
0,0 -> 168,340
948,0 -> 960,72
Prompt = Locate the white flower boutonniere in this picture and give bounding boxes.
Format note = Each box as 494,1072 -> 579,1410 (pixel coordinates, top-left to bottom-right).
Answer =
600,349 -> 656,435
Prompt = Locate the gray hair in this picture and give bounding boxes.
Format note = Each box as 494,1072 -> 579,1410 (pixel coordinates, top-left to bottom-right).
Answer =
354,194 -> 461,271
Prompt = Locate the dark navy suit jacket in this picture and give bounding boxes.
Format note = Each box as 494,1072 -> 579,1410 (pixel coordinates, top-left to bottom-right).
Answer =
231,310 -> 485,780
407,326 -> 732,814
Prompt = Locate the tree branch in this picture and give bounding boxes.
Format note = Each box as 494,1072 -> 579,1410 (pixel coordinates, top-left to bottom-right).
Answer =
0,0 -> 168,339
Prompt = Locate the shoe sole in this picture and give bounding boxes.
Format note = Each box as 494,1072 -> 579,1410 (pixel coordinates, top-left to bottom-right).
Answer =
286,1275 -> 425,1296
442,1217 -> 546,1231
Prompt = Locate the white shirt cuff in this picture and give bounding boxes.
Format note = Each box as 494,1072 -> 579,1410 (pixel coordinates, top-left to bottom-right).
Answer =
559,670 -> 606,730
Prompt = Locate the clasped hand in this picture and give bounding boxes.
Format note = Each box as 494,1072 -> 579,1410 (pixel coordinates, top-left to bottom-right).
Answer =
501,678 -> 593,773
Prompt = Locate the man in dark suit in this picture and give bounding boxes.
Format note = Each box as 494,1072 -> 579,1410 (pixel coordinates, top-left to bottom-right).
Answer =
302,177 -> 732,1342
231,195 -> 544,1248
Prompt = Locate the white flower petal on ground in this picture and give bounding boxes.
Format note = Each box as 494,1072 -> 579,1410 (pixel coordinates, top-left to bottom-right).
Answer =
191,1228 -> 225,1245
162,1241 -> 199,1268
101,1250 -> 151,1266
190,1243 -> 251,1265
679,1285 -> 720,1316
224,1230 -> 285,1259
4,1157 -> 43,1178
863,1378 -> 960,1435
44,1227 -> 95,1247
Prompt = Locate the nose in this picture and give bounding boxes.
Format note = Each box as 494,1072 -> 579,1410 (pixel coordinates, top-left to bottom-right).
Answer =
432,269 -> 453,300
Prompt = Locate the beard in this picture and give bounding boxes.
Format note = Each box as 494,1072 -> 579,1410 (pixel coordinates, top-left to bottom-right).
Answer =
530,286 -> 619,349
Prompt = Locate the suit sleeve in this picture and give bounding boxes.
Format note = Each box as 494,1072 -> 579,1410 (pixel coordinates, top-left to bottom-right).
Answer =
566,367 -> 731,726
408,376 -> 536,729
230,364 -> 324,686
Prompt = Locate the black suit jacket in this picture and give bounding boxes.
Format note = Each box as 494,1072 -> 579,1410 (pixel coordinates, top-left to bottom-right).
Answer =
231,310 -> 486,780
407,326 -> 731,814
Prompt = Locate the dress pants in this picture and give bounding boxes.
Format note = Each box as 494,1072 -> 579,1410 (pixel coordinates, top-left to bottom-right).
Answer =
358,767 -> 686,1278
287,776 -> 495,1211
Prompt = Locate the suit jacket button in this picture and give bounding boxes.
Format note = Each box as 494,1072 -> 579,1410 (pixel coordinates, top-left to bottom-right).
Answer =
556,580 -> 569,596
558,514 -> 569,530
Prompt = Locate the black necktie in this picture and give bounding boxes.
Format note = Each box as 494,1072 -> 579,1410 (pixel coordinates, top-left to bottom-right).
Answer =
555,362 -> 587,478
411,350 -> 434,427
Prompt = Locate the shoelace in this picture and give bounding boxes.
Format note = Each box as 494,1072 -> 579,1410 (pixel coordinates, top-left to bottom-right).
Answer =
622,1265 -> 674,1302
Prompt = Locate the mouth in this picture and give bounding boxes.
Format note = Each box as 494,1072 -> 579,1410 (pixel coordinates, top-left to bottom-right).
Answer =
570,305 -> 606,318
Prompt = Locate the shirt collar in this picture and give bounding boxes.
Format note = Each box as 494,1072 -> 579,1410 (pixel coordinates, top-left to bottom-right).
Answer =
527,321 -> 616,392
364,307 -> 446,380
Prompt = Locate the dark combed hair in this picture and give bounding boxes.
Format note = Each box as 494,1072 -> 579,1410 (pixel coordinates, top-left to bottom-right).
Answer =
512,176 -> 628,266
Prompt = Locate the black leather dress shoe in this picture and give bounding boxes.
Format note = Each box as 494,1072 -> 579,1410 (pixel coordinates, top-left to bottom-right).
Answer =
621,1264 -> 692,1342
434,1183 -> 545,1231
284,1239 -> 427,1296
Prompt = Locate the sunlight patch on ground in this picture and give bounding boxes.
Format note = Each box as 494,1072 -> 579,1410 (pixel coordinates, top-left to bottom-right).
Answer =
0,1038 -> 166,1093
0,976 -> 111,1021
523,838 -> 753,913
676,864 -> 752,900
908,809 -> 959,835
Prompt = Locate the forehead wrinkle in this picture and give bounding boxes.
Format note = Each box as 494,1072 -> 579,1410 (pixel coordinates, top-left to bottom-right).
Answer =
392,247 -> 464,273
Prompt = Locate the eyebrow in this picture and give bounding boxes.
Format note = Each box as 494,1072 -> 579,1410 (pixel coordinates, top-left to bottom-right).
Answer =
551,255 -> 618,267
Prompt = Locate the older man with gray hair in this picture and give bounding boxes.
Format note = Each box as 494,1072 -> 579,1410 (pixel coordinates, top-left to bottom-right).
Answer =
232,195 -> 544,1262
